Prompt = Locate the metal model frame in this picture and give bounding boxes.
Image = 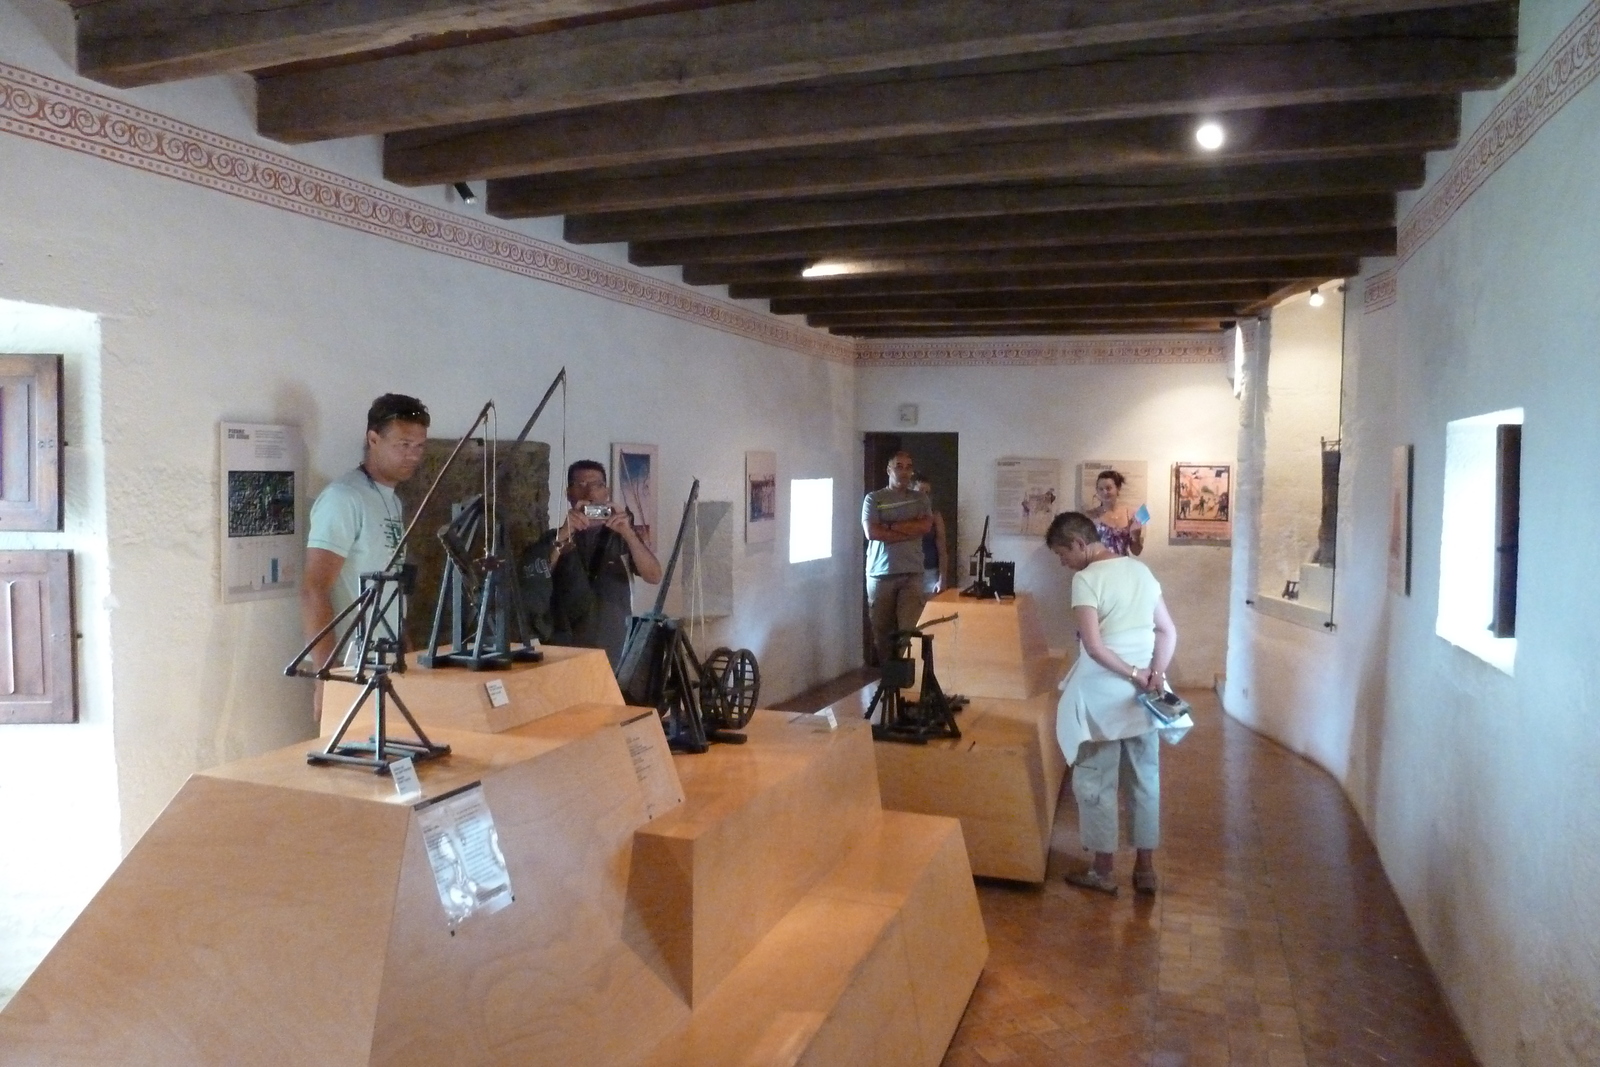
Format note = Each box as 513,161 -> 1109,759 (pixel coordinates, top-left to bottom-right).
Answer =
865,614 -> 968,745
422,368 -> 567,670
288,401 -> 494,773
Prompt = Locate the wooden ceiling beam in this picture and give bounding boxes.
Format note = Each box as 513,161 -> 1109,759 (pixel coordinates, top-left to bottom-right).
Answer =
256,0 -> 1494,141
74,0 -> 665,88
627,194 -> 1394,266
565,157 -> 1424,245
727,258 -> 1362,299
806,305 -> 1245,328
487,96 -> 1459,217
388,3 -> 1513,184
839,324 -> 1227,337
683,229 -> 1393,286
769,284 -> 1282,315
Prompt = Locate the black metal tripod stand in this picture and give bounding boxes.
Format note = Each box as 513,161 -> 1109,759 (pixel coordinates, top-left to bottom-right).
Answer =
865,614 -> 968,744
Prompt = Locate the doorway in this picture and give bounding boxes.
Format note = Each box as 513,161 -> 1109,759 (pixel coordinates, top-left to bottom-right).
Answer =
861,431 -> 960,665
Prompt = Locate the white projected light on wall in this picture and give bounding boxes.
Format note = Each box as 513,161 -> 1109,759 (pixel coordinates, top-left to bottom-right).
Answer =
789,478 -> 833,562
1436,407 -> 1521,674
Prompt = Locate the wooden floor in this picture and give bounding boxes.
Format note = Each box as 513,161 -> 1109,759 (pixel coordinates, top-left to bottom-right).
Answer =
779,679 -> 1478,1067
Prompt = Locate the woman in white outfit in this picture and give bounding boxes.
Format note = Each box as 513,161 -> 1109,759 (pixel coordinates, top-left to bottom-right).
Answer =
1046,512 -> 1178,895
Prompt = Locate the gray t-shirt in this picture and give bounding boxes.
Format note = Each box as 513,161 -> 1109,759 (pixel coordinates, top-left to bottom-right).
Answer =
862,486 -> 932,577
306,468 -> 405,653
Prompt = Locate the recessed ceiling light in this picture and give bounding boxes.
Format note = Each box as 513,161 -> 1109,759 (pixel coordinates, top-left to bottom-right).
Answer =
1195,122 -> 1225,151
1309,286 -> 1325,307
801,262 -> 852,278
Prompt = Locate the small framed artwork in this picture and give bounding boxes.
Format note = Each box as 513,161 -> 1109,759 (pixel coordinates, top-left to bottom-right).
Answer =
1387,444 -> 1414,595
1170,463 -> 1232,545
611,442 -> 658,553
745,450 -> 777,543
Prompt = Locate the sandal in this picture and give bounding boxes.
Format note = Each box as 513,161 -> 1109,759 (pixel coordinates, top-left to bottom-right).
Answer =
1065,868 -> 1119,895
1132,869 -> 1159,895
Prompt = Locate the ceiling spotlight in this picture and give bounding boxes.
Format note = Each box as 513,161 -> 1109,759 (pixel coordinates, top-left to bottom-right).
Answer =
452,181 -> 477,205
1195,121 -> 1225,151
1308,286 -> 1325,307
801,261 -> 852,278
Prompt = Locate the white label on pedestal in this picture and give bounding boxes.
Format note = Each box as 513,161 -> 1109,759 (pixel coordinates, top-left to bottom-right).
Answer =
390,756 -> 422,803
620,711 -> 685,820
415,784 -> 515,929
484,679 -> 510,707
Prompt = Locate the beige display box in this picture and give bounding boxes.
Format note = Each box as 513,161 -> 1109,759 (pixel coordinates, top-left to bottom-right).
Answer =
918,590 -> 1062,699
1,706 -> 986,1067
323,644 -> 622,734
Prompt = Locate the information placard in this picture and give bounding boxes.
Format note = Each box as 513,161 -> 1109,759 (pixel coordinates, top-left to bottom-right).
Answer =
220,422 -> 305,603
414,784 -> 514,929
620,711 -> 685,820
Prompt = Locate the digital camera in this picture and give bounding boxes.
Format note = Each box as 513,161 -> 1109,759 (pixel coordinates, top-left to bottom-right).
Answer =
582,503 -> 614,519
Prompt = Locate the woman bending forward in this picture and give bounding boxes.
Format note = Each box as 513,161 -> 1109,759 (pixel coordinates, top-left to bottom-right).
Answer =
1046,511 -> 1177,895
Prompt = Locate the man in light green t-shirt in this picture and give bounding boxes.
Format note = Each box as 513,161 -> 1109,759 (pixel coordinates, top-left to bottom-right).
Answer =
300,394 -> 429,724
861,451 -> 933,666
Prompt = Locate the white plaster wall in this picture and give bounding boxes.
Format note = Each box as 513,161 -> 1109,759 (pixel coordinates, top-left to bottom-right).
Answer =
1256,288 -> 1345,599
0,0 -> 860,993
857,360 -> 1238,685
0,299 -> 120,1005
1224,1 -> 1600,1062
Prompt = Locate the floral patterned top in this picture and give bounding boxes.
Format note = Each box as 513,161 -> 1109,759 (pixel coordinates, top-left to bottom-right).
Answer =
1097,520 -> 1137,557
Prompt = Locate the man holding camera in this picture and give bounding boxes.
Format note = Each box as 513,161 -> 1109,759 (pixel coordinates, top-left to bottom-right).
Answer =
544,459 -> 663,667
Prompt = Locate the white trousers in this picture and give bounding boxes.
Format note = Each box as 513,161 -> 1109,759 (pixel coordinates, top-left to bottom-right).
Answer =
1071,732 -> 1161,853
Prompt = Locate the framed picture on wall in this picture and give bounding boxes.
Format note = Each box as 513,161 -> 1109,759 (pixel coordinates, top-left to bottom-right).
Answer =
745,450 -> 777,543
1078,460 -> 1149,520
1388,444 -> 1414,595
1170,463 -> 1232,545
610,442 -> 658,553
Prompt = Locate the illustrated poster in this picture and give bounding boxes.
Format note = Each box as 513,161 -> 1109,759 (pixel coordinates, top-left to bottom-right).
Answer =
611,442 -> 659,553
745,450 -> 777,543
1170,463 -> 1233,545
1388,445 -> 1414,595
1077,460 -> 1150,517
993,457 -> 1060,536
220,422 -> 304,603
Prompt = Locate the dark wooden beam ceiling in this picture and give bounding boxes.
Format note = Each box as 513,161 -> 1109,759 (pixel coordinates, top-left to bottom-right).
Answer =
485,97 -> 1459,218
65,0 -> 1518,339
386,4 -> 1513,185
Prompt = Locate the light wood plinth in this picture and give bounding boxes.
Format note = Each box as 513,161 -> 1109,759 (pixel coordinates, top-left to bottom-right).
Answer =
1,704 -> 986,1066
323,644 -> 622,734
631,710 -> 882,1005
841,683 -> 1068,883
918,590 -> 1062,699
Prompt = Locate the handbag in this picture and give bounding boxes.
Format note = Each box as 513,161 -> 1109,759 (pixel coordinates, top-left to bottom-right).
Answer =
1138,689 -> 1195,745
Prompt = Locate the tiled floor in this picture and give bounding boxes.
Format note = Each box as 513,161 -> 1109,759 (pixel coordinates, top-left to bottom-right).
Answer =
943,689 -> 1478,1067
777,677 -> 1478,1067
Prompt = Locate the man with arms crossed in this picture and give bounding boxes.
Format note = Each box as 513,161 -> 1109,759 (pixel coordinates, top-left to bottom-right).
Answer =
300,393 -> 430,725
862,451 -> 934,666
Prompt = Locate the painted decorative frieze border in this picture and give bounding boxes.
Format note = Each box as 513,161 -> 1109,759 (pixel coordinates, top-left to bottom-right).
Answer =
1397,0 -> 1600,264
1363,270 -> 1398,313
855,336 -> 1227,368
0,61 -> 855,364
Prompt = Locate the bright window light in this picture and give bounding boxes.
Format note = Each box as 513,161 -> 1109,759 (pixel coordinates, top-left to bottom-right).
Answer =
1436,407 -> 1522,674
789,478 -> 834,563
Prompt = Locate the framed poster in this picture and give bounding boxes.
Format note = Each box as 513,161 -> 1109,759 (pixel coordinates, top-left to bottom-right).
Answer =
745,450 -> 777,543
220,422 -> 305,602
994,457 -> 1060,536
611,442 -> 659,553
1170,463 -> 1232,545
1388,444 -> 1414,595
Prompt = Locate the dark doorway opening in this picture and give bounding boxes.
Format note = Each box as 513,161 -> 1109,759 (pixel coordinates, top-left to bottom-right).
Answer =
861,431 -> 960,666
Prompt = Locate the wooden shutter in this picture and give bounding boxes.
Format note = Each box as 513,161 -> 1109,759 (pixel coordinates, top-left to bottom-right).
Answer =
0,354 -> 64,532
0,550 -> 77,723
1490,424 -> 1521,639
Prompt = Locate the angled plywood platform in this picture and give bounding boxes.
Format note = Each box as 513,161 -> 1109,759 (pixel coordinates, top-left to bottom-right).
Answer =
0,704 -> 985,1067
852,591 -> 1069,883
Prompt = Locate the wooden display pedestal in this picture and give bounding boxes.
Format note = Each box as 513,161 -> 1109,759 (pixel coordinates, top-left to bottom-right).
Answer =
323,644 -> 622,734
855,590 -> 1068,883
920,589 -> 1061,699
0,706 -> 986,1067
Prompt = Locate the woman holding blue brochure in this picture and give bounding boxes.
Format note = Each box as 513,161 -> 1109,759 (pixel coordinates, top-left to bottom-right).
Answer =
1045,511 -> 1178,896
1087,469 -> 1145,556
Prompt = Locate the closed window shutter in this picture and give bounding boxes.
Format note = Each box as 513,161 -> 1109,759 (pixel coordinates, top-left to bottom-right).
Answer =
0,550 -> 76,723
